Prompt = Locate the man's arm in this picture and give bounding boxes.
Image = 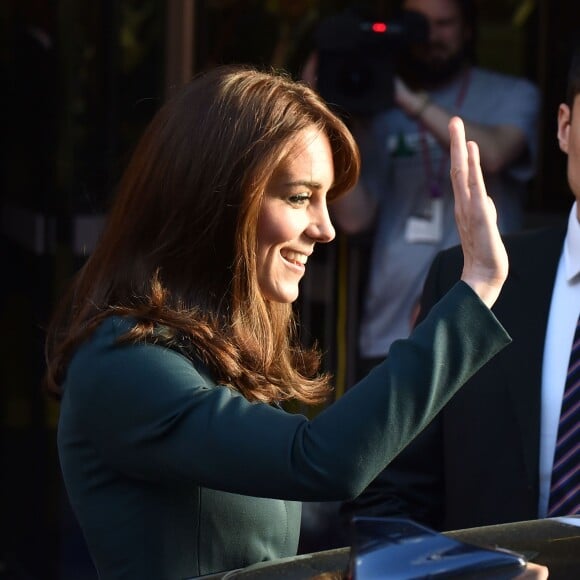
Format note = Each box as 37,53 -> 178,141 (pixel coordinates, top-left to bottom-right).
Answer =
395,77 -> 534,174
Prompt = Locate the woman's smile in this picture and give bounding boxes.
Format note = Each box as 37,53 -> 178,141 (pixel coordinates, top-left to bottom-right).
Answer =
256,127 -> 335,303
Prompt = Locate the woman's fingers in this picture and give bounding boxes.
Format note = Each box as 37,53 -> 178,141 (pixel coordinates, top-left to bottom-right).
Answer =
467,141 -> 483,198
466,140 -> 500,227
449,117 -> 469,205
450,120 -> 487,218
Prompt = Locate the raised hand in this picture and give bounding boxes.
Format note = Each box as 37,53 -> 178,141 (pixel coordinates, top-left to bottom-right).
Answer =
449,116 -> 509,308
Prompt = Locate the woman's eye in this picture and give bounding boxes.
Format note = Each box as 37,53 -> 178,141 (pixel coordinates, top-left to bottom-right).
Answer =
288,193 -> 310,205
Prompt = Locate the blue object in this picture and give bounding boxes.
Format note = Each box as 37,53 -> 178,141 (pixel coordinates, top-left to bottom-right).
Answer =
348,517 -> 527,579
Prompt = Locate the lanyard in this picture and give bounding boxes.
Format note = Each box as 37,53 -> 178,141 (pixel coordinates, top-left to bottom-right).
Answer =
419,68 -> 471,198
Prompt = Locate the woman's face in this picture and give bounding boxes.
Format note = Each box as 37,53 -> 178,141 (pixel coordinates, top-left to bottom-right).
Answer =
256,127 -> 336,303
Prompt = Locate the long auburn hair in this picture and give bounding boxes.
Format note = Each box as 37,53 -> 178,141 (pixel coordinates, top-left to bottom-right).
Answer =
44,65 -> 360,404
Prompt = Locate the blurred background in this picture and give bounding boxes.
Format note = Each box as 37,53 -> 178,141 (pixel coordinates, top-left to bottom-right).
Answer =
0,0 -> 576,578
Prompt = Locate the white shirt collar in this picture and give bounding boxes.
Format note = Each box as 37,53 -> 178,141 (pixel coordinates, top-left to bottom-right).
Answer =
564,201 -> 580,283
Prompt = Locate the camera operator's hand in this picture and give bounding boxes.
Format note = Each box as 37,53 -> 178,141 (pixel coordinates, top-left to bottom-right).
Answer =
394,77 -> 431,119
449,116 -> 508,309
301,51 -> 319,89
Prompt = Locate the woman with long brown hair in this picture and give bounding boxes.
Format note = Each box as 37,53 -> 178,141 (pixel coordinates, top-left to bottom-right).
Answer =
44,65 -> 543,579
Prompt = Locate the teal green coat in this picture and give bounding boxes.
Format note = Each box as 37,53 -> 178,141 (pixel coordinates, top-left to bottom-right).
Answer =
57,282 -> 510,579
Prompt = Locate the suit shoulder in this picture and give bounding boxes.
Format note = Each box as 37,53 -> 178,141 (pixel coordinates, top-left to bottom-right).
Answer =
502,222 -> 567,254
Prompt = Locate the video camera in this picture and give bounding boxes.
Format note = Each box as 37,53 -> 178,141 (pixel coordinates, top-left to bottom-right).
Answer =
315,9 -> 429,116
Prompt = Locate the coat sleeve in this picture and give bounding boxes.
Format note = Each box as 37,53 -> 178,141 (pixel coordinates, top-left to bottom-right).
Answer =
342,246 -> 464,527
340,416 -> 445,529
64,280 -> 509,502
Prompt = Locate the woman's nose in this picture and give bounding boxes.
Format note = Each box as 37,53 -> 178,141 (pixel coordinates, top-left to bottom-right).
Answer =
307,206 -> 335,243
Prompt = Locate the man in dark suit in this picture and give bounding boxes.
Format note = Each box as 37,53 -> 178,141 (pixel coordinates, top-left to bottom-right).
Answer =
341,45 -> 580,531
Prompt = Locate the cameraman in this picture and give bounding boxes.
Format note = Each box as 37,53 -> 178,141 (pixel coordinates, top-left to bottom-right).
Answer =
327,0 -> 540,379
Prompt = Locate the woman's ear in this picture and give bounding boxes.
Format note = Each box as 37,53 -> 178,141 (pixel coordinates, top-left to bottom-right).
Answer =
557,103 -> 571,154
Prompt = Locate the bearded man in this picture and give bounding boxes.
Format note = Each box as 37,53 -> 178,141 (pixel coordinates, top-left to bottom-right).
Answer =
331,0 -> 540,379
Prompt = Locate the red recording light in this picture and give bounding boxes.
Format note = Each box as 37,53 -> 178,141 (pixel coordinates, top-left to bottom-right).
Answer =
372,22 -> 387,33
